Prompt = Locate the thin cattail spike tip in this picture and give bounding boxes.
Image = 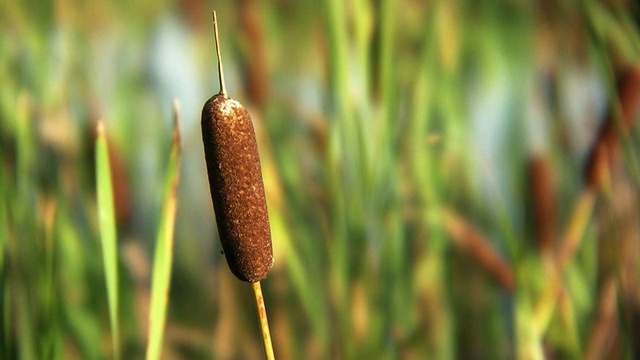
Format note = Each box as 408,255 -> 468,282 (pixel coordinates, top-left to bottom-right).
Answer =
212,10 -> 227,96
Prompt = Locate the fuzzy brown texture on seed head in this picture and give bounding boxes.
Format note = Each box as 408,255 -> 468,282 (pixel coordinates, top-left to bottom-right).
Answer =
201,94 -> 273,282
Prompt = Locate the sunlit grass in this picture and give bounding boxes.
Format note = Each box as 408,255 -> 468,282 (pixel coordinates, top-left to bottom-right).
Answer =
95,121 -> 121,359
146,100 -> 181,360
1,0 -> 639,359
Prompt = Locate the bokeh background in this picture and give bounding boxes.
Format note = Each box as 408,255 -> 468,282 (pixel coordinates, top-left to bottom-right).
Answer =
2,0 -> 640,359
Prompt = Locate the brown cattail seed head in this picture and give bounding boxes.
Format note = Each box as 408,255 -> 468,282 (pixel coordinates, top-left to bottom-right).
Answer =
201,94 -> 273,282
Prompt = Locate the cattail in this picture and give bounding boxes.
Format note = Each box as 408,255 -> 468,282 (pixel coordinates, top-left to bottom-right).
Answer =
584,64 -> 640,189
201,11 -> 273,283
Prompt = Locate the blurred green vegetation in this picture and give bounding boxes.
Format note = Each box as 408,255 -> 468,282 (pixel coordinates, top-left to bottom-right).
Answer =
2,0 -> 640,359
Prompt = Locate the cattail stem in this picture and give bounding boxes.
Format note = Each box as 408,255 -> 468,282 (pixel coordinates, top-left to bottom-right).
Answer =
212,11 -> 227,96
252,281 -> 275,360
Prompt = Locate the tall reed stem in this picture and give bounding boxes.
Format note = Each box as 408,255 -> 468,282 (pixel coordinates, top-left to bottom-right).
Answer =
252,281 -> 275,360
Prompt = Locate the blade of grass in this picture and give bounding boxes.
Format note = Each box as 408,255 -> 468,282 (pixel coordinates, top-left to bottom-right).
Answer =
1,97 -> 13,359
12,90 -> 38,359
42,200 -> 57,359
16,283 -> 36,360
557,189 -> 598,268
56,204 -> 105,360
534,189 -> 597,334
409,8 -> 456,356
0,197 -> 9,358
146,100 -> 182,360
95,121 -> 120,360
321,0 -> 355,356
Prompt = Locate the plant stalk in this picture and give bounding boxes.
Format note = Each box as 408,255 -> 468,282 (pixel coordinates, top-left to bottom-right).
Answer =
252,281 -> 275,360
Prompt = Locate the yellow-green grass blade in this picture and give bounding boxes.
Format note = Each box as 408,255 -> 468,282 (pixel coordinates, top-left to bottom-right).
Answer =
146,100 -> 182,360
1,195 -> 9,358
95,121 -> 120,360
